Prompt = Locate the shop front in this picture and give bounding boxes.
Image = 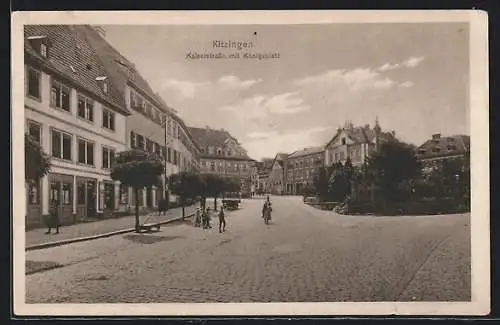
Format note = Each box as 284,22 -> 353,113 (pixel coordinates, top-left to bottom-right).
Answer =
49,173 -> 74,225
76,176 -> 97,220
26,180 -> 42,228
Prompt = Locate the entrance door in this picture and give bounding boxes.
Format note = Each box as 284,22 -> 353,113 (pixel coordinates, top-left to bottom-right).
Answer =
49,181 -> 62,219
86,180 -> 96,218
104,182 -> 115,210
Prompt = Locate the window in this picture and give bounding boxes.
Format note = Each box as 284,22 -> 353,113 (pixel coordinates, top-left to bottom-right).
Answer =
50,79 -> 71,111
146,138 -> 153,153
447,145 -> 457,151
51,129 -> 72,160
167,147 -> 171,163
210,162 -> 215,171
102,80 -> 109,94
154,142 -> 161,155
173,150 -> 178,165
341,138 -> 346,145
102,109 -> 115,131
40,43 -> 48,57
102,147 -> 115,169
136,134 -> 145,150
217,149 -> 222,156
28,121 -> 41,143
130,131 -> 137,148
27,67 -> 41,99
78,138 -> 95,166
77,95 -> 94,122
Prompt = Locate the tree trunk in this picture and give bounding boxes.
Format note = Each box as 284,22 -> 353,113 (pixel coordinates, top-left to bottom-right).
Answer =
134,187 -> 140,232
181,196 -> 185,219
214,194 -> 218,210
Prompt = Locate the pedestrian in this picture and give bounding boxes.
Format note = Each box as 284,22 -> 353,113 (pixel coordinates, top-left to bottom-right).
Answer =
45,198 -> 60,234
218,206 -> 226,233
194,208 -> 201,227
206,207 -> 212,228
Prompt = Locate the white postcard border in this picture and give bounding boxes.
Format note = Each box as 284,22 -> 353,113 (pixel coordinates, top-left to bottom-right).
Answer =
11,10 -> 490,316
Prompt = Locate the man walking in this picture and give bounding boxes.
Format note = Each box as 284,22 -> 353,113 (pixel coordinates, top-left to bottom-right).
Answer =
218,206 -> 226,233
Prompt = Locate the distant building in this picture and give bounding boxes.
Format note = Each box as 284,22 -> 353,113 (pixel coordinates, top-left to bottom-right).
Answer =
188,126 -> 255,194
255,158 -> 273,194
415,133 -> 470,175
324,119 -> 395,167
268,153 -> 288,195
284,146 -> 325,195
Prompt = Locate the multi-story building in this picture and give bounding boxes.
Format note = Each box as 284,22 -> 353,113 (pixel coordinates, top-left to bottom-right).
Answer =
415,133 -> 470,175
24,25 -> 130,228
254,158 -> 273,194
284,147 -> 324,195
188,126 -> 255,194
268,153 -> 288,195
324,119 -> 395,167
80,25 -> 201,210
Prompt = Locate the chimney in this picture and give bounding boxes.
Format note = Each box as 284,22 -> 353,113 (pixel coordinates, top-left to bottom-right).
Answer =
432,133 -> 441,140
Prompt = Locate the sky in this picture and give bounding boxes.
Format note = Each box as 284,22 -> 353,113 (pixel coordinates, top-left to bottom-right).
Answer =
103,23 -> 469,161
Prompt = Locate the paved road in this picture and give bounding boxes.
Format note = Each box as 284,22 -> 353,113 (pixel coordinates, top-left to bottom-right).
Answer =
26,204 -> 198,247
25,196 -> 470,303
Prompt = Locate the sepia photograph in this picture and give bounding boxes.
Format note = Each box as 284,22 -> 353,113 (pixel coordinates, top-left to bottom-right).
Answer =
12,11 -> 489,316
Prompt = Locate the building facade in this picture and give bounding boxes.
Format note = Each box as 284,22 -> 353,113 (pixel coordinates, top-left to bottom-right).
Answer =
284,147 -> 324,195
24,25 -> 130,228
324,119 -> 395,167
415,133 -> 470,175
268,153 -> 287,195
80,25 -> 200,211
188,127 -> 255,195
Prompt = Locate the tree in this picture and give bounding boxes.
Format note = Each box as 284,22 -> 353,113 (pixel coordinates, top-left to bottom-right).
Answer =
25,133 -> 51,183
203,173 -> 226,210
312,166 -> 331,201
328,161 -> 351,201
169,171 -> 202,218
110,149 -> 163,231
365,139 -> 421,206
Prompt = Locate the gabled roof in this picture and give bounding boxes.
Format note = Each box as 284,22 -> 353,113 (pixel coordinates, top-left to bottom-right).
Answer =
271,152 -> 288,168
416,134 -> 470,160
187,126 -> 254,161
24,25 -> 129,115
77,25 -> 170,113
325,124 -> 395,148
287,146 -> 324,159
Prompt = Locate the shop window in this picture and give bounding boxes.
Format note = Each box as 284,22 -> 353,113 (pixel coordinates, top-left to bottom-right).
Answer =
27,181 -> 40,204
119,183 -> 128,205
62,182 -> 72,205
77,181 -> 86,205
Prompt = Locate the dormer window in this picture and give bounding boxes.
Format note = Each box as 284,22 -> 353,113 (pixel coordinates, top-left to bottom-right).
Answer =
28,35 -> 50,58
40,43 -> 48,57
96,76 -> 108,94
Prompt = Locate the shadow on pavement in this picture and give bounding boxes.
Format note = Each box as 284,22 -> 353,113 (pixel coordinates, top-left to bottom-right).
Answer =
123,234 -> 184,245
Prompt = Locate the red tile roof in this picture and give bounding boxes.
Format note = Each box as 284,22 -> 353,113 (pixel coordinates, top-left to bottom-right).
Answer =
24,25 -> 129,115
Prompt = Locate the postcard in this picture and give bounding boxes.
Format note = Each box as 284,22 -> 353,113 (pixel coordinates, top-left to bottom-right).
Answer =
12,10 -> 489,316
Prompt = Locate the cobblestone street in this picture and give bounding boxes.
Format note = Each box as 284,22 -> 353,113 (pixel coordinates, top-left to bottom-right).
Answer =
25,196 -> 470,303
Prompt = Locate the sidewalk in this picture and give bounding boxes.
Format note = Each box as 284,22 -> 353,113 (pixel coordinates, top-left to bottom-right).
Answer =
26,205 -> 198,247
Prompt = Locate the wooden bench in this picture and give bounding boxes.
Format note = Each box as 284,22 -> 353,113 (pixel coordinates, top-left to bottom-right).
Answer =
138,222 -> 161,233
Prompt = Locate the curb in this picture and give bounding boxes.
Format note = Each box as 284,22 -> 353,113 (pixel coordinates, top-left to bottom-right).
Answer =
26,213 -> 195,252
